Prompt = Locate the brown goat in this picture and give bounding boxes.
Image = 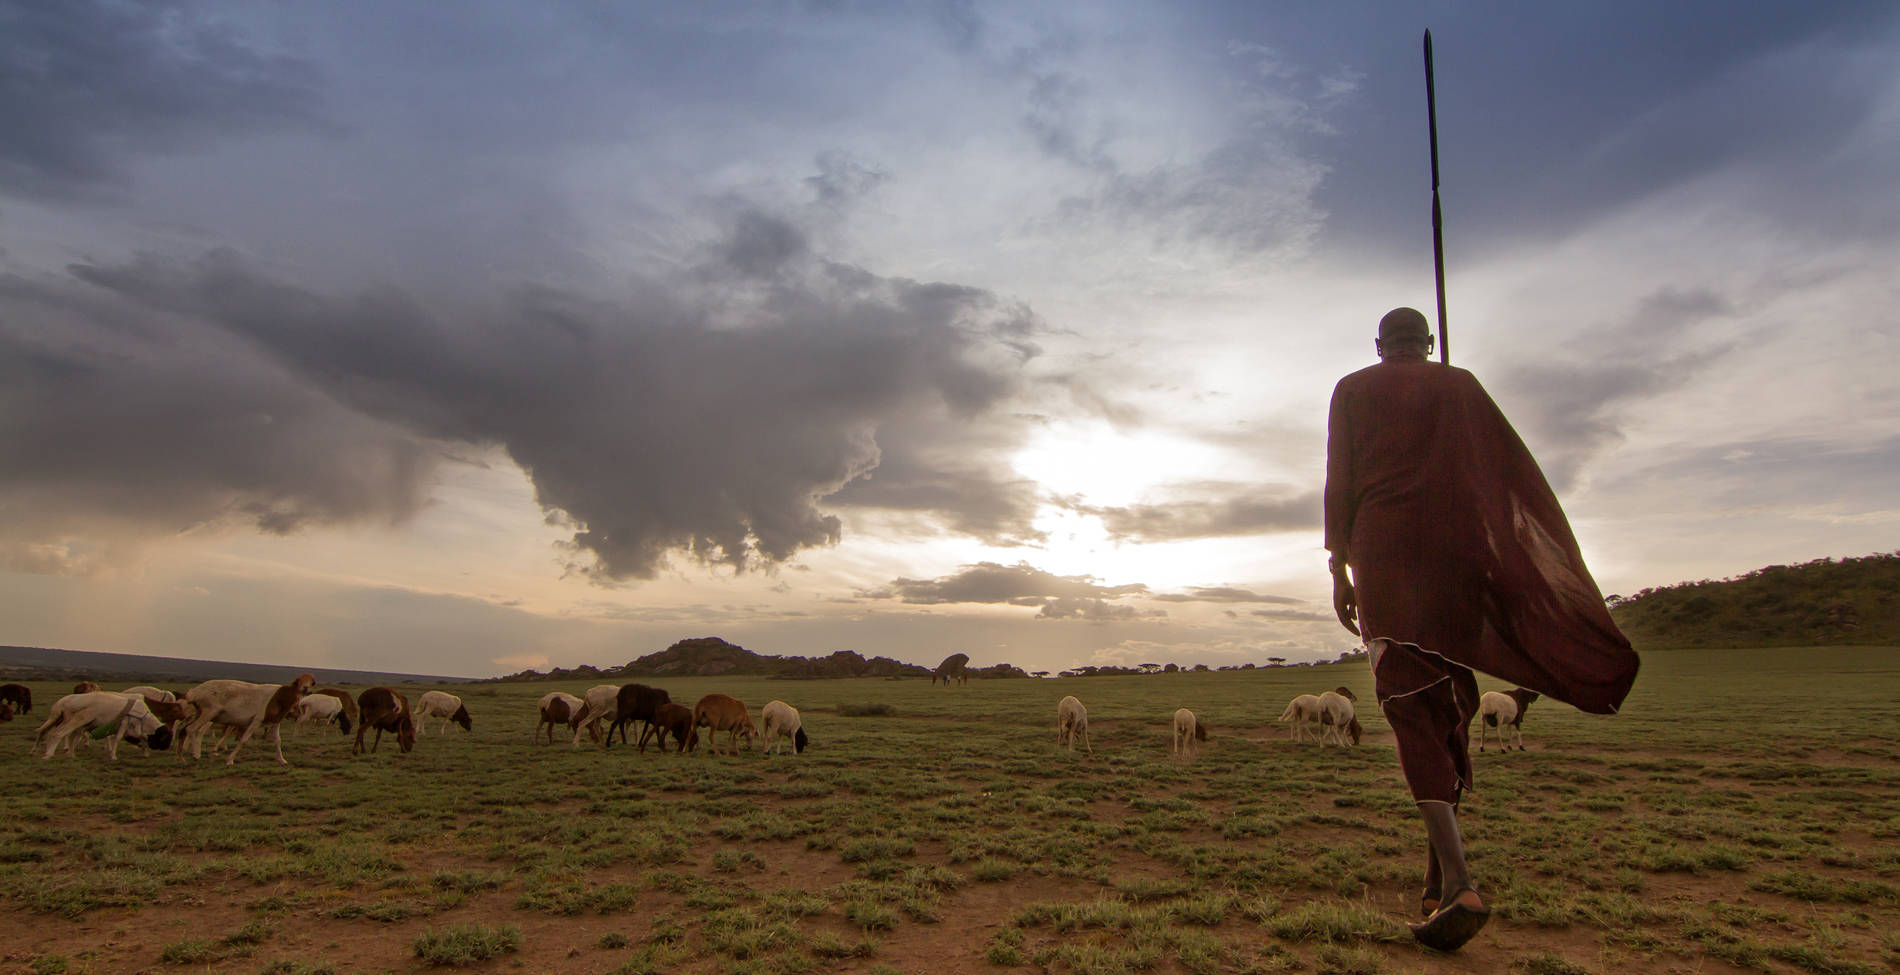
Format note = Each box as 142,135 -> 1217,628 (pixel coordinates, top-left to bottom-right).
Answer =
639,702 -> 698,753
692,694 -> 757,755
73,681 -> 102,694
354,687 -> 415,755
0,683 -> 31,714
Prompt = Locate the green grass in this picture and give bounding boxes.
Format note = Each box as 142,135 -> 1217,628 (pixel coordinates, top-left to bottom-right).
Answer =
1,647 -> 1898,973
411,923 -> 521,965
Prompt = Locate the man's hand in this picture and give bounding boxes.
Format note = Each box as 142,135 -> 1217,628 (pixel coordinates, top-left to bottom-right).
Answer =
1331,564 -> 1360,637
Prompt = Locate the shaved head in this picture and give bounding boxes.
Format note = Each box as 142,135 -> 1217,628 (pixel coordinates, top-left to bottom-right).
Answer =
1379,307 -> 1432,342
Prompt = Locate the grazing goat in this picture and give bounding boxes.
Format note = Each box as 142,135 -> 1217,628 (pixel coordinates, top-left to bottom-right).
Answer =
1,683 -> 33,714
693,694 -> 758,755
1315,687 -> 1362,746
183,674 -> 316,765
606,683 -> 672,749
1279,694 -> 1324,742
761,700 -> 809,755
932,652 -> 970,686
639,702 -> 698,753
414,691 -> 472,735
1478,688 -> 1540,752
1057,696 -> 1092,754
354,686 -> 415,755
536,692 -> 586,745
570,684 -> 621,747
36,692 -> 173,760
293,694 -> 352,735
1172,707 -> 1207,757
312,688 -> 358,729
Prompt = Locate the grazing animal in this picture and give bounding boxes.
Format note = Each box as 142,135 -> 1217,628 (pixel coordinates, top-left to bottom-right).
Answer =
1316,688 -> 1363,746
638,702 -> 698,753
354,686 -> 415,755
414,691 -> 473,735
0,700 -> 12,722
570,684 -> 621,747
292,694 -> 351,735
0,683 -> 30,714
760,700 -> 809,755
536,692 -> 585,745
1172,707 -> 1208,757
1478,688 -> 1540,752
122,685 -> 175,702
312,688 -> 359,729
931,652 -> 971,686
73,681 -> 102,694
183,674 -> 317,765
692,694 -> 758,755
1057,695 -> 1093,754
606,683 -> 672,749
36,692 -> 173,760
1279,694 -> 1324,742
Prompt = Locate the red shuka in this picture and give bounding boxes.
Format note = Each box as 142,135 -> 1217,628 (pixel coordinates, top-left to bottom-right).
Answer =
1325,357 -> 1639,714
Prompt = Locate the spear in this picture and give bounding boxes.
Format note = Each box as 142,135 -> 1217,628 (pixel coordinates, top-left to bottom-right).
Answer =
1424,29 -> 1449,365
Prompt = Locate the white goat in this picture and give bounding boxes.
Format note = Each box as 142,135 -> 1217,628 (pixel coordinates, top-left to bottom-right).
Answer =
1279,694 -> 1323,742
183,674 -> 315,766
1056,695 -> 1092,754
760,700 -> 808,755
36,692 -> 169,760
413,690 -> 472,736
292,694 -> 347,735
1315,688 -> 1363,746
536,692 -> 585,745
1478,688 -> 1540,751
570,684 -> 620,747
1172,707 -> 1207,757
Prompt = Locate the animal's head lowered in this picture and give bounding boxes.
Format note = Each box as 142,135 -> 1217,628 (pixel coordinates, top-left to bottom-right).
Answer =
396,714 -> 417,753
451,704 -> 472,732
793,727 -> 809,754
1194,722 -> 1208,742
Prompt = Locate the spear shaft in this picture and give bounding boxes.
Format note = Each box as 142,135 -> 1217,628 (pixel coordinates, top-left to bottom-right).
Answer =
1424,30 -> 1449,365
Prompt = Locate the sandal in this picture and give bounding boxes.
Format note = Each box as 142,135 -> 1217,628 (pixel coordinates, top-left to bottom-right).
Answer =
1410,886 -> 1490,952
1419,887 -> 1441,918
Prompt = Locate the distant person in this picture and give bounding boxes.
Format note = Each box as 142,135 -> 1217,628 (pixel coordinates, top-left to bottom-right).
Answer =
1323,307 -> 1639,951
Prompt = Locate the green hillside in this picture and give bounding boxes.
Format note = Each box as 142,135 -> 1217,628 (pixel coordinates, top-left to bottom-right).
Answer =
1608,552 -> 1900,649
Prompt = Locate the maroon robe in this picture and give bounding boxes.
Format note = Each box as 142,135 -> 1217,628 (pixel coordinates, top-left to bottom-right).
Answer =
1325,357 -> 1639,715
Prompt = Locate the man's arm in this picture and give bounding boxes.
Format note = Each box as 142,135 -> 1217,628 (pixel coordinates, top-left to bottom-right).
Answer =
1323,384 -> 1360,636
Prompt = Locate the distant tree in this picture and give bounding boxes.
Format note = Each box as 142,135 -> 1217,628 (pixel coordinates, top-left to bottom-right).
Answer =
1139,663 -> 1161,673
1191,664 -> 1210,673
1032,671 -> 1051,678
1163,663 -> 1178,673
1241,663 -> 1256,670
1267,657 -> 1287,666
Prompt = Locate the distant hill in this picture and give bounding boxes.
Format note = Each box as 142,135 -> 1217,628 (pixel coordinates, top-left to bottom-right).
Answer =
1608,552 -> 1900,649
488,636 -> 1028,682
0,645 -> 470,687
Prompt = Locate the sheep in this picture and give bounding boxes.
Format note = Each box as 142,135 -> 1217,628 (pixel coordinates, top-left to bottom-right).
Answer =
1,683 -> 33,714
35,692 -> 173,760
311,688 -> 359,730
354,686 -> 415,755
1057,696 -> 1092,754
1478,688 -> 1540,752
292,694 -> 351,735
1279,694 -> 1324,742
932,653 -> 970,686
692,694 -> 758,755
414,690 -> 472,736
122,685 -> 175,702
536,692 -> 586,745
760,700 -> 809,755
570,684 -> 621,747
1315,687 -> 1363,746
182,674 -> 316,765
638,702 -> 698,753
1172,707 -> 1207,757
605,683 -> 671,749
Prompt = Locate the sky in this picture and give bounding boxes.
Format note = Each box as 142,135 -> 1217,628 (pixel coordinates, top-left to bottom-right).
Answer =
3,1 -> 1897,678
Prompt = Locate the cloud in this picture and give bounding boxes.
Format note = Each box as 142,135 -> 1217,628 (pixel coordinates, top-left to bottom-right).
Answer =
1250,608 -> 1333,623
1037,597 -> 1163,622
0,0 -> 333,201
1069,486 -> 1321,542
862,561 -> 1147,605
1153,587 -> 1301,604
11,208 -> 1048,579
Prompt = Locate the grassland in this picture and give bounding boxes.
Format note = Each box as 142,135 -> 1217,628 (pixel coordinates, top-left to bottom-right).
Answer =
1,646 -> 1896,974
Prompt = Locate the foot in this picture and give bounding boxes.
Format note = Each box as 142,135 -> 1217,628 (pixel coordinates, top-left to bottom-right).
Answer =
1419,887 -> 1441,917
1410,887 -> 1489,951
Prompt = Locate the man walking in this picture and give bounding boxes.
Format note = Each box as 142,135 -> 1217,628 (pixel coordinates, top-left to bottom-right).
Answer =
1324,307 -> 1639,951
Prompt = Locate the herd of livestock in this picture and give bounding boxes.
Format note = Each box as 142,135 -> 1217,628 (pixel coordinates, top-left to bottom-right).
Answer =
0,672 -> 1543,766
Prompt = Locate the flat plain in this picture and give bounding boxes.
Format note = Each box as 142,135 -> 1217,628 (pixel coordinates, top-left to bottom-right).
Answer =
2,645 -> 1897,975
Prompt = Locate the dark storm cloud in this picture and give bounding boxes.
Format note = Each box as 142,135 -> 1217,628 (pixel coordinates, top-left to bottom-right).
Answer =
0,0 -> 332,201
826,434 -> 1046,546
1153,587 -> 1301,605
1069,486 -> 1320,542
0,272 -> 432,573
861,561 -> 1148,606
1494,287 -> 1733,490
34,211 -> 1044,579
